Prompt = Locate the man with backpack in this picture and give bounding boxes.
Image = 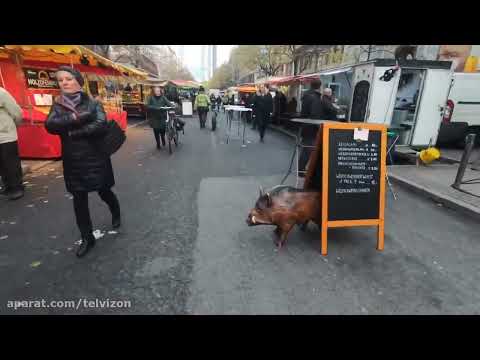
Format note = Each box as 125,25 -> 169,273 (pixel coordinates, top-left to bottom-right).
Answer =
194,86 -> 210,129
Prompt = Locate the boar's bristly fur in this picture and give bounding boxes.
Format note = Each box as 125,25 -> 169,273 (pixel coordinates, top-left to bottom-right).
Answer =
247,185 -> 321,249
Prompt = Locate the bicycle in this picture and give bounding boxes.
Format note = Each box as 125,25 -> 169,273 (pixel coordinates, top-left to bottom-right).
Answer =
160,106 -> 183,154
210,103 -> 218,131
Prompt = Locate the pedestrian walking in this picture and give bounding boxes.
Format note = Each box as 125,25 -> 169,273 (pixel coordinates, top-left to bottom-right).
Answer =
194,86 -> 210,129
222,93 -> 229,112
45,66 -> 121,258
298,79 -> 323,175
210,93 -> 216,110
257,84 -> 273,143
273,89 -> 287,124
287,97 -> 298,114
251,88 -> 262,130
0,86 -> 24,200
145,86 -> 175,149
298,80 -> 339,176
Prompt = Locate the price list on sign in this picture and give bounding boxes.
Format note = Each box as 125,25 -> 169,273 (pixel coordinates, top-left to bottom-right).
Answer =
328,129 -> 382,221
335,141 -> 380,194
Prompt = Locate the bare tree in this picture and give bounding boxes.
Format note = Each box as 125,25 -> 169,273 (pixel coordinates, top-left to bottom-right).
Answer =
110,45 -> 148,68
281,45 -> 332,75
255,45 -> 287,77
84,45 -> 111,58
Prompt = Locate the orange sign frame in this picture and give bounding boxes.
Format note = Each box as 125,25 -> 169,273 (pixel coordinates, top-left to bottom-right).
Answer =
303,121 -> 387,255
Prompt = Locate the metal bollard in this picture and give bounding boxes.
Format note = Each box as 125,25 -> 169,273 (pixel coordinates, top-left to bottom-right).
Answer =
452,133 -> 477,189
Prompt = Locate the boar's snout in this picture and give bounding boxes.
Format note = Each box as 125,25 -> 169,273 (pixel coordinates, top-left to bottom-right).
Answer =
247,210 -> 261,226
246,211 -> 254,226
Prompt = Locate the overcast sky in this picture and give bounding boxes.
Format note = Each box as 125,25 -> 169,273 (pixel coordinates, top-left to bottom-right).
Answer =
168,45 -> 236,81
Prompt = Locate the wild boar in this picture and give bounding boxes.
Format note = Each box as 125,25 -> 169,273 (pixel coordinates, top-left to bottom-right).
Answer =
246,185 -> 321,248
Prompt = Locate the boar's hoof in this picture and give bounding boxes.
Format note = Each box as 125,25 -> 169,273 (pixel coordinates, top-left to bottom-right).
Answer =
274,237 -> 283,248
300,223 -> 308,232
273,227 -> 281,236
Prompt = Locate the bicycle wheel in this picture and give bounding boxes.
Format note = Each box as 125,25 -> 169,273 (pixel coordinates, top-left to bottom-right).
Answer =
168,126 -> 173,154
212,112 -> 217,131
174,127 -> 179,146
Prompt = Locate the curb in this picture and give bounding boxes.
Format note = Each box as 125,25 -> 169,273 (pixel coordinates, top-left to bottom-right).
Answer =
21,164 -> 31,175
127,119 -> 148,129
389,172 -> 480,221
268,124 -> 296,139
22,160 -> 56,176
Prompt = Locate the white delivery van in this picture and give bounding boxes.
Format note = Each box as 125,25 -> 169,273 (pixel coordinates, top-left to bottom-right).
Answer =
437,72 -> 480,146
297,59 -> 457,148
304,59 -> 452,148
356,59 -> 453,148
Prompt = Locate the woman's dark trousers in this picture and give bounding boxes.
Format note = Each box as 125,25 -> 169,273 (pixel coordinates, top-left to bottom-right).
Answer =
198,108 -> 207,128
258,114 -> 270,140
72,188 -> 120,238
153,128 -> 166,147
0,141 -> 23,193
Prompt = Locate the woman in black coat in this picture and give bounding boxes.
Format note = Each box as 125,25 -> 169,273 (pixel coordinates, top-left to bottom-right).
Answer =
45,66 -> 121,258
256,84 -> 273,142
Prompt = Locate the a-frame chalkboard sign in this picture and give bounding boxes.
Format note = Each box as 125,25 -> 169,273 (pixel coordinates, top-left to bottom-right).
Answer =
303,121 -> 387,255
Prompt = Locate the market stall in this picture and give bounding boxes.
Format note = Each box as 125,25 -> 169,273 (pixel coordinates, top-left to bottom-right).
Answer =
164,80 -> 200,102
163,80 -> 200,116
0,45 -> 148,158
122,76 -> 166,117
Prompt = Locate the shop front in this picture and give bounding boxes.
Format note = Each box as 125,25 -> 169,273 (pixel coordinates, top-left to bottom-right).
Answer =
0,45 -> 147,158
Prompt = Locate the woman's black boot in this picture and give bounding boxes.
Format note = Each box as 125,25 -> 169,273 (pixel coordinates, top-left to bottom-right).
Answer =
112,213 -> 121,229
76,233 -> 96,258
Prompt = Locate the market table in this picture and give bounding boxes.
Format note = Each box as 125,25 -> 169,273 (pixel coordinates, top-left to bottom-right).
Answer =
224,105 -> 252,146
284,118 -> 326,187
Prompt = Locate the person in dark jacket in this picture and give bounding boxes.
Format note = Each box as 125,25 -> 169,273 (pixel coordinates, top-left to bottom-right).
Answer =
320,87 -> 339,121
287,97 -> 297,114
251,89 -> 262,130
273,89 -> 287,124
45,66 -> 121,258
299,79 -> 324,176
257,84 -> 273,142
210,93 -> 217,110
145,86 -> 175,149
245,92 -> 254,124
301,79 -> 323,119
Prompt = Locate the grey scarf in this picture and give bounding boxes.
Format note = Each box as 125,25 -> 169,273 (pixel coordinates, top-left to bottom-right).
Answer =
61,91 -> 82,113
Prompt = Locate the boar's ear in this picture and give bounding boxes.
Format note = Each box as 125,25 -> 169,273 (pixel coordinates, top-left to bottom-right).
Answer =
266,192 -> 272,207
259,186 -> 264,197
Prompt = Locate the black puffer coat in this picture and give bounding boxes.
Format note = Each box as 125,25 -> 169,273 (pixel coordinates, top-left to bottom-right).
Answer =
45,92 -> 114,193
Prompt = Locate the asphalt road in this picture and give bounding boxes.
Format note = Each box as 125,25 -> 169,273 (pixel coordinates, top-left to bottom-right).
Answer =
1,112 -> 479,314
0,112 -> 294,314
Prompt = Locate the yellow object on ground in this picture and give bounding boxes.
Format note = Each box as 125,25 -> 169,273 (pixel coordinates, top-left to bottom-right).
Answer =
464,56 -> 478,73
419,147 -> 441,165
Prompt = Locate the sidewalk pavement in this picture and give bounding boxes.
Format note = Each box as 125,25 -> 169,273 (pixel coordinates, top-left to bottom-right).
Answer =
388,164 -> 480,220
21,159 -> 56,176
268,123 -> 480,220
438,148 -> 480,164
